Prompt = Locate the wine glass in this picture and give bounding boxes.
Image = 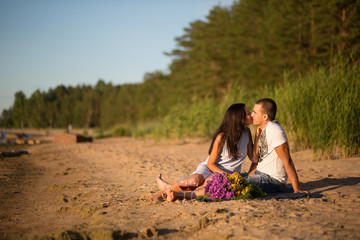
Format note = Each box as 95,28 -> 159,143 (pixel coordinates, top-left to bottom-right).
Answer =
178,176 -> 189,205
188,175 -> 199,200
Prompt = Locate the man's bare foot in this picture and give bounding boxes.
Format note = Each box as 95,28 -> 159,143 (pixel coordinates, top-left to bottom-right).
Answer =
156,174 -> 171,191
148,191 -> 164,202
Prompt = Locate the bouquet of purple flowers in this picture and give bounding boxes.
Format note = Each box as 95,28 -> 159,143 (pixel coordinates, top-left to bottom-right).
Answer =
201,172 -> 266,201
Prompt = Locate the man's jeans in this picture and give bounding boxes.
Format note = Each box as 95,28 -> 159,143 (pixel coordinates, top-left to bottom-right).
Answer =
243,170 -> 285,193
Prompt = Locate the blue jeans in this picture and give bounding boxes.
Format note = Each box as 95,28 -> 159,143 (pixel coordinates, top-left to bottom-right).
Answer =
243,170 -> 285,193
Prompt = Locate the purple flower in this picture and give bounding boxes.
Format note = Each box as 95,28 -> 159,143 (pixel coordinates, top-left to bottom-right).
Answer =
205,173 -> 233,200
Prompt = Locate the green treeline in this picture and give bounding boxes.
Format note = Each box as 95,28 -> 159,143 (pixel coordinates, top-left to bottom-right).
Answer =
1,73 -> 172,129
162,58 -> 359,158
1,0 -> 360,157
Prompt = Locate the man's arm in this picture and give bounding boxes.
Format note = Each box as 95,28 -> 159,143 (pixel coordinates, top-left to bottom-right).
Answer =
248,163 -> 258,175
274,143 -> 308,193
248,127 -> 260,175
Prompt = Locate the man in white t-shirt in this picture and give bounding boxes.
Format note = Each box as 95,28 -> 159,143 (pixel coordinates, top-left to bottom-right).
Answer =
246,98 -> 308,193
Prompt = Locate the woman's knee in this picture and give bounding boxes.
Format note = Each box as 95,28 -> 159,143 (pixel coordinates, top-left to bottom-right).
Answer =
189,173 -> 205,185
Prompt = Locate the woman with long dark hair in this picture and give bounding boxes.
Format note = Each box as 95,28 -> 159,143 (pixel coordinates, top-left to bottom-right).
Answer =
149,103 -> 258,202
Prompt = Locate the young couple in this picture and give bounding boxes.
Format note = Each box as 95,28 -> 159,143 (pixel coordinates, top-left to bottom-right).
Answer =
149,98 -> 308,202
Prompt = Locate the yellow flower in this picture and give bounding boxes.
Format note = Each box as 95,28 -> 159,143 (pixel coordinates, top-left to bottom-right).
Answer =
227,172 -> 253,196
241,186 -> 251,195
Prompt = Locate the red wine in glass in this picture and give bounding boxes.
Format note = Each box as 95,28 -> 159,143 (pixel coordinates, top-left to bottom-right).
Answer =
188,175 -> 199,200
180,185 -> 189,191
178,176 -> 188,205
188,186 -> 197,191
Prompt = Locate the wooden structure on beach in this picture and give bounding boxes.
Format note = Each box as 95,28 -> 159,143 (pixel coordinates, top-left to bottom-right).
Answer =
54,133 -> 93,144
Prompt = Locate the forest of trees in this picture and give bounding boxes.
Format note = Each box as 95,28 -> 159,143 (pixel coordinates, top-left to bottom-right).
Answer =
1,0 -> 360,148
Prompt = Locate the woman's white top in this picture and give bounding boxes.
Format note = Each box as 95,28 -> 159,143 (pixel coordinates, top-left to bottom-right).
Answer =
192,130 -> 249,179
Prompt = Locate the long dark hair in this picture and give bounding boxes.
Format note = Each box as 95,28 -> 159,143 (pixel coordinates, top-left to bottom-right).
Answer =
208,103 -> 247,158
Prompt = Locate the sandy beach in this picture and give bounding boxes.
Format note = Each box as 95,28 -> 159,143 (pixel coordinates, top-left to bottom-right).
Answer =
1,130 -> 360,239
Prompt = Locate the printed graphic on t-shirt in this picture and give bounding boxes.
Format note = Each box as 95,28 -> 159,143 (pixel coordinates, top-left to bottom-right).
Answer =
259,129 -> 268,162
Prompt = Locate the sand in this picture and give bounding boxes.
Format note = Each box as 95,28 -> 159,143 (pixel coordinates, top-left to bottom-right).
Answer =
0,131 -> 360,240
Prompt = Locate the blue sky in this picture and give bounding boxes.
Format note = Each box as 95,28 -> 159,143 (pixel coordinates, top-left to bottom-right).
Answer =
0,0 -> 234,113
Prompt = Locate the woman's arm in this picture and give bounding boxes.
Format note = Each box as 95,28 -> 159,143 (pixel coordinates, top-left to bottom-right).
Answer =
206,133 -> 227,174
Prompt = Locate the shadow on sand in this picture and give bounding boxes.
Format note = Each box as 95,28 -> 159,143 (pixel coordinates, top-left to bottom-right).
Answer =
264,176 -> 360,200
301,176 -> 360,194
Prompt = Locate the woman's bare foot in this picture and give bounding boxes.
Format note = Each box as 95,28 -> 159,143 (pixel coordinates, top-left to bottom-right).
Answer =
156,174 -> 171,191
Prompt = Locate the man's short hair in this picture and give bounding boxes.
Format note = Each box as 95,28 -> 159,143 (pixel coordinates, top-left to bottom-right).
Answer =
256,98 -> 277,120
